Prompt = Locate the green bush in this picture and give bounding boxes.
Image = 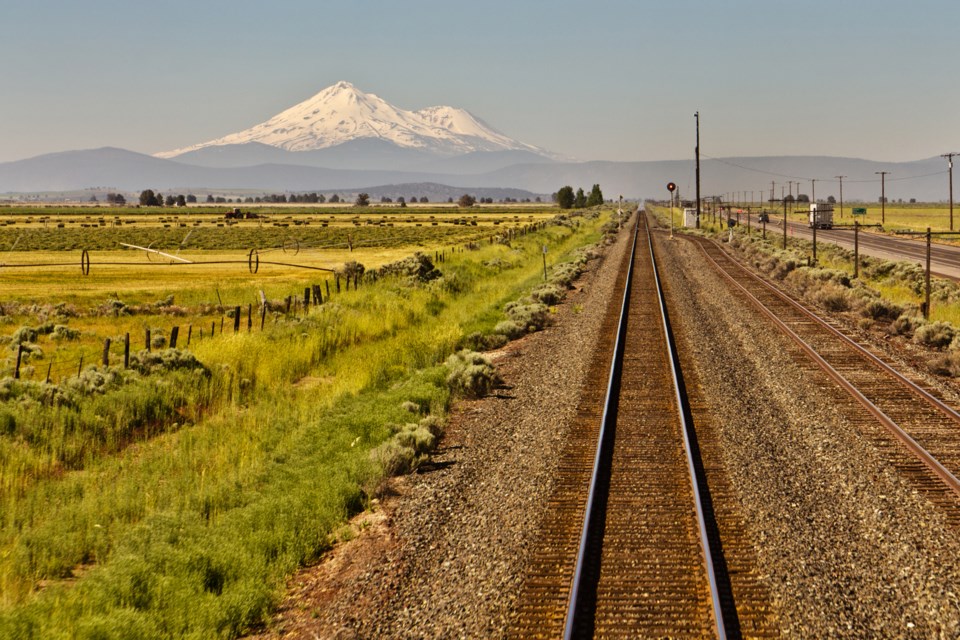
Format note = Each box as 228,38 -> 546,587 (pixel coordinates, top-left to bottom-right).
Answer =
445,350 -> 501,399
811,284 -> 852,312
52,324 -> 81,341
493,320 -> 526,340
531,283 -> 564,306
861,299 -> 903,321
914,321 -> 956,350
504,301 -> 549,333
459,331 -> 509,352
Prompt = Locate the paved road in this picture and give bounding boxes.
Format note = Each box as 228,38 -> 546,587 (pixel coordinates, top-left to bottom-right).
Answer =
739,214 -> 960,280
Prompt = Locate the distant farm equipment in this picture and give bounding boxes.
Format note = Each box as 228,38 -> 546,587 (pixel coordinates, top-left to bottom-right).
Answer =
225,208 -> 259,220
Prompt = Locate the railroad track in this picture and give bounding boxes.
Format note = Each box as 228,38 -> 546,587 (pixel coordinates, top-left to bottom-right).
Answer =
689,235 -> 960,524
509,213 -> 772,638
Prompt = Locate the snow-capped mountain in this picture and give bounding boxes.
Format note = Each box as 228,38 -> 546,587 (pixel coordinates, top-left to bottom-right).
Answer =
156,81 -> 550,159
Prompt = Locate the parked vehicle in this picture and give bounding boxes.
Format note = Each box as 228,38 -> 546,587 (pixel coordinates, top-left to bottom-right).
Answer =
757,212 -> 769,223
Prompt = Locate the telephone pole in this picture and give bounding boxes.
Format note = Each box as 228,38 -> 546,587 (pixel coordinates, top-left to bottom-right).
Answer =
835,175 -> 846,219
875,171 -> 889,225
811,178 -> 817,204
695,112 -> 701,229
942,153 -> 958,231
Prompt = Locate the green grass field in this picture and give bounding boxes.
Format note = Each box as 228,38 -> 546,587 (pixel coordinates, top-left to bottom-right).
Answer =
0,206 -> 614,638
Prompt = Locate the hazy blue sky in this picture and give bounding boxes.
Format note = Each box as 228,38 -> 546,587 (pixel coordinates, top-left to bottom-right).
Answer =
2,0 -> 957,163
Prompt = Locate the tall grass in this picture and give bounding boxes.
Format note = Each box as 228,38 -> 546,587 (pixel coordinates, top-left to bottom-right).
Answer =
0,210 -> 609,637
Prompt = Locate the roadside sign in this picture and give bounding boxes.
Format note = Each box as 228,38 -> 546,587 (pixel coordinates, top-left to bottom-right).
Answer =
852,207 -> 867,216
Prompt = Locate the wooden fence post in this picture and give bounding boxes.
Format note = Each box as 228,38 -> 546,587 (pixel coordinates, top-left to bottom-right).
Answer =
260,305 -> 267,331
124,333 -> 130,368
186,325 -> 192,346
233,306 -> 241,333
77,354 -> 84,377
304,287 -> 311,308
14,344 -> 23,379
170,326 -> 179,349
145,328 -> 152,352
336,275 -> 341,293
102,338 -> 111,366
325,281 -> 331,299
247,304 -> 253,331
45,361 -> 52,383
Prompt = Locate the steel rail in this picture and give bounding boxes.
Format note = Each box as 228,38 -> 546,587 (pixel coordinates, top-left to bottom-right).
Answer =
695,239 -> 960,498
648,222 -> 727,640
563,212 -> 640,639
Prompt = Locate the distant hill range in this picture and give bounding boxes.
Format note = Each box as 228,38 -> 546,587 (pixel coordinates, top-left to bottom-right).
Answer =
0,82 -> 952,202
0,147 -> 951,204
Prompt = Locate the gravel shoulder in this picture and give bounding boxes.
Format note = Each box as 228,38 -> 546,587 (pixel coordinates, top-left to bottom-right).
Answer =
656,230 -> 960,638
250,224 -> 633,639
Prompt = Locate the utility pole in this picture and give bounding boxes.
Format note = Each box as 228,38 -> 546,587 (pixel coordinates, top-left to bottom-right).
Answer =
876,171 -> 889,225
811,178 -> 817,204
835,175 -> 846,219
788,181 -> 794,200
695,111 -> 701,229
942,153 -> 957,231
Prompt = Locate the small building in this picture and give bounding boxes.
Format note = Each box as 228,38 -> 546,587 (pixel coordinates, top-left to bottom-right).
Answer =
683,208 -> 699,228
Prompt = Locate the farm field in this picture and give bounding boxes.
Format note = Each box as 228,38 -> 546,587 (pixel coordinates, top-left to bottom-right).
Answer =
0,205 -> 615,637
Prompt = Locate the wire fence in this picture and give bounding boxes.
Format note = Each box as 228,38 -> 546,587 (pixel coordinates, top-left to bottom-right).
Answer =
3,222 -> 551,384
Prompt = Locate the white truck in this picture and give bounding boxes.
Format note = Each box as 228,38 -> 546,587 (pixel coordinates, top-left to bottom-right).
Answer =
809,203 -> 834,229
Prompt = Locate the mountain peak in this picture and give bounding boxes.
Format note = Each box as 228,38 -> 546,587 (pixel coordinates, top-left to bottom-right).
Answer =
156,82 -> 549,159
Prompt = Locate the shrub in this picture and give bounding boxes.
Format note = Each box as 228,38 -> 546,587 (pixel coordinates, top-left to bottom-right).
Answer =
493,320 -> 526,340
376,253 -> 441,282
445,349 -> 501,398
460,331 -> 509,352
914,321 -> 956,350
504,301 -> 549,332
861,299 -> 904,322
9,326 -> 40,346
927,352 -> 960,377
52,324 -> 81,341
890,315 -> 921,337
811,284 -> 851,312
371,417 -> 443,477
129,349 -> 209,376
531,284 -> 564,306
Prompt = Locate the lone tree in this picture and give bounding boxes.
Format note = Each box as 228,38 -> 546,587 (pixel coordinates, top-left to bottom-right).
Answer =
573,188 -> 587,209
556,185 -> 575,209
355,192 -> 370,207
139,189 -> 160,206
458,194 -> 476,208
585,184 -> 604,207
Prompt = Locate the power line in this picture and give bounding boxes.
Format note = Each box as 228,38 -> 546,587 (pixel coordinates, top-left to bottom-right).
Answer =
699,153 -> 947,184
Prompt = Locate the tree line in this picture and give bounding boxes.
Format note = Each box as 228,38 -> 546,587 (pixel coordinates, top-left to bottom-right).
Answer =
553,184 -> 604,209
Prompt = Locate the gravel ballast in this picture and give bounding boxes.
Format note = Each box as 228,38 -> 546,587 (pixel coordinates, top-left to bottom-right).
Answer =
656,230 -> 960,637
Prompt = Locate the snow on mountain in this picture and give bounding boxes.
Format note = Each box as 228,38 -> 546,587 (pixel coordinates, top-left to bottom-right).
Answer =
157,81 -> 548,159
